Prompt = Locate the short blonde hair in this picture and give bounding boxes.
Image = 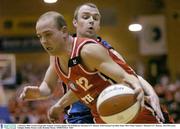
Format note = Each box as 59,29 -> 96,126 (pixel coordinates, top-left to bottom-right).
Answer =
74,3 -> 99,20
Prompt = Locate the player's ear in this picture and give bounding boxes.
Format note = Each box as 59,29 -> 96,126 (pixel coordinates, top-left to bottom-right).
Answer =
73,19 -> 77,28
61,26 -> 68,40
61,26 -> 68,34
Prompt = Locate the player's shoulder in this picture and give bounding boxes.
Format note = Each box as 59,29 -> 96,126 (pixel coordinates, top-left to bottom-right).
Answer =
80,43 -> 109,67
81,43 -> 106,56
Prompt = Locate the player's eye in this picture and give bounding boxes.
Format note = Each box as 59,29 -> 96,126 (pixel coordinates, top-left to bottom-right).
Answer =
82,15 -> 89,19
45,32 -> 52,37
93,15 -> 100,21
37,35 -> 41,39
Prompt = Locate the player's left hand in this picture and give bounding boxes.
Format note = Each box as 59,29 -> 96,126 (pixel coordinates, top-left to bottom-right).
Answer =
145,95 -> 165,122
48,103 -> 63,123
134,87 -> 144,107
123,81 -> 144,107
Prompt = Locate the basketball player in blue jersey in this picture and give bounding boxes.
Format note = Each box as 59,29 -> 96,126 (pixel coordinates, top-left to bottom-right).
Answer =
49,3 -> 167,123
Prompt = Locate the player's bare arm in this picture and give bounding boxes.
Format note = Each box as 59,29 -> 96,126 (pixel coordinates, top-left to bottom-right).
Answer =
80,43 -> 144,104
20,56 -> 58,101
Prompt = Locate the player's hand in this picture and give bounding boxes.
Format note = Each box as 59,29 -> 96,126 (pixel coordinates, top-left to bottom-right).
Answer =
134,87 -> 144,107
127,81 -> 144,107
48,104 -> 63,123
145,95 -> 165,122
19,86 -> 40,101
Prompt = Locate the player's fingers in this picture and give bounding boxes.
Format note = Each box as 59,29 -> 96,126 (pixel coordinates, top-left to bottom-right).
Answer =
134,88 -> 143,101
47,109 -> 56,123
48,116 -> 58,124
19,91 -> 27,100
47,110 -> 52,122
157,110 -> 165,122
48,115 -> 53,123
154,105 -> 165,122
147,96 -> 165,122
48,117 -> 56,124
19,93 -> 24,100
134,88 -> 144,108
144,96 -> 150,103
49,119 -> 55,124
19,87 -> 29,100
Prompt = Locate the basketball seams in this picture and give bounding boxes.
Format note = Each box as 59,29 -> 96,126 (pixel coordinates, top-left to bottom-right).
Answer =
98,94 -> 136,116
96,84 -> 141,123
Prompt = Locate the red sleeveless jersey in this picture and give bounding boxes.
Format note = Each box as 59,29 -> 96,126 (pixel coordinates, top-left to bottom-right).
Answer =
54,37 -> 161,123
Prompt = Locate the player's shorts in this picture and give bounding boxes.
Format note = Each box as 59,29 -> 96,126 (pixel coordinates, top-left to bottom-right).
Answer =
0,106 -> 12,123
64,111 -> 94,124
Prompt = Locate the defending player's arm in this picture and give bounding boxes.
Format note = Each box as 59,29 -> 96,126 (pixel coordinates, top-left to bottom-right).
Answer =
137,76 -> 164,122
20,56 -> 58,100
110,49 -> 159,96
110,48 -> 164,121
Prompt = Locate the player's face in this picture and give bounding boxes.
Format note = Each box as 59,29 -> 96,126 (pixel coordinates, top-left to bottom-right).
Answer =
73,5 -> 101,39
36,18 -> 66,56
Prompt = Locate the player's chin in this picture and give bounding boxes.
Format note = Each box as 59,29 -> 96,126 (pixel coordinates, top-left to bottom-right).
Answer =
85,32 -> 96,38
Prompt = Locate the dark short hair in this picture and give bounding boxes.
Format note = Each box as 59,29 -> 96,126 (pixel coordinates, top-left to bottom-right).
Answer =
38,11 -> 67,29
74,3 -> 99,20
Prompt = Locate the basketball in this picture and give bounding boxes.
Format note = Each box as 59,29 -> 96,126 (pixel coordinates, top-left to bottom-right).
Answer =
96,84 -> 140,123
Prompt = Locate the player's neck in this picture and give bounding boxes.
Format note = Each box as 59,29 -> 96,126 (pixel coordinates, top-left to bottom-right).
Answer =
76,33 -> 97,40
58,35 -> 73,62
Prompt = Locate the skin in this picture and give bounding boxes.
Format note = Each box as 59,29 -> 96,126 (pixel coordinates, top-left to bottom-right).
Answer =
73,5 -> 100,39
49,5 -> 164,122
33,12 -> 144,123
72,4 -> 164,122
20,4 -> 164,123
38,13 -> 144,123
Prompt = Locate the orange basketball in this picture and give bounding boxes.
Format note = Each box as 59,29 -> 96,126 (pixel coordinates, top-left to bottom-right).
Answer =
96,84 -> 140,123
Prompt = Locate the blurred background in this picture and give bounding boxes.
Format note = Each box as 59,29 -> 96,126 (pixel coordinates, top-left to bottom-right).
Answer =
0,0 -> 180,123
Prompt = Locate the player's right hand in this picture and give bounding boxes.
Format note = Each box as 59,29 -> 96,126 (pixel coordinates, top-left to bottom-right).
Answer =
19,86 -> 40,101
145,95 -> 165,122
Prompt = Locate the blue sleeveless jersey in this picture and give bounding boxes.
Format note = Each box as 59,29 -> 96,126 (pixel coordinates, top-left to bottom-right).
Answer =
68,101 -> 91,113
64,101 -> 94,123
101,40 -> 113,49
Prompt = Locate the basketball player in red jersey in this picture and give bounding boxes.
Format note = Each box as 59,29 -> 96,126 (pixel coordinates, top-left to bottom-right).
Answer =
47,3 -> 174,123
19,2 -> 172,122
31,11 -> 163,123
